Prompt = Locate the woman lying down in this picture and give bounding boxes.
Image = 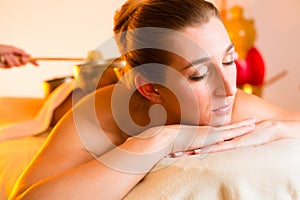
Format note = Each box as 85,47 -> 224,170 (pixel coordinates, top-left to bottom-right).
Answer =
10,0 -> 300,199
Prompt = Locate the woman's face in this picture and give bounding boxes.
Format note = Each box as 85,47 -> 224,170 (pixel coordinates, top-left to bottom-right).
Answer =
160,17 -> 237,127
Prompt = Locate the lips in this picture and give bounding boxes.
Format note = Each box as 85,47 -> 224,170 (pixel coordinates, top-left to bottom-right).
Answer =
212,103 -> 232,114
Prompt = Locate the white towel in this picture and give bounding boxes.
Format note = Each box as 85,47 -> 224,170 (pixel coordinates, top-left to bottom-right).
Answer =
124,139 -> 300,200
0,80 -> 74,141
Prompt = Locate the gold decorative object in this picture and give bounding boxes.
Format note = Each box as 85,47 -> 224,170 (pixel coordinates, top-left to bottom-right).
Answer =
222,4 -> 266,97
223,6 -> 256,59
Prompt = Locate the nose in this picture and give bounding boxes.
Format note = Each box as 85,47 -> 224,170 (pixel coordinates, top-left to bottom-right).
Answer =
213,66 -> 237,97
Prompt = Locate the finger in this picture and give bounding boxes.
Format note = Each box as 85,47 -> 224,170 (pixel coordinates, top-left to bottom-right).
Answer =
190,123 -> 255,150
20,54 -> 39,66
17,55 -> 39,66
29,59 -> 39,66
3,54 -> 19,67
203,133 -> 272,154
20,56 -> 29,65
9,46 -> 29,57
173,120 -> 256,153
219,123 -> 255,142
221,116 -> 257,131
0,55 -> 6,67
166,150 -> 195,158
201,140 -> 238,154
0,62 -> 5,68
3,54 -> 15,68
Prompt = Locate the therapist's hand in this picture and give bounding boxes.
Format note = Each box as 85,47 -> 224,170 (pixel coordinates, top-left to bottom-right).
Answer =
0,44 -> 38,68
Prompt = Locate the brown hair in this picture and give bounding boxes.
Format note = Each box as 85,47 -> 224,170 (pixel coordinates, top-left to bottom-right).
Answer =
114,0 -> 220,81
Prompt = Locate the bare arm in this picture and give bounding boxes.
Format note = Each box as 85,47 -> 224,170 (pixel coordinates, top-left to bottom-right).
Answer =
13,136 -> 169,200
11,121 -> 257,200
10,87 -> 257,199
9,86 -> 169,200
10,103 -> 174,200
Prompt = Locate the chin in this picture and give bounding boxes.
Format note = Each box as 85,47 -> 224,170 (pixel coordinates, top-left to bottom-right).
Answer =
210,113 -> 232,127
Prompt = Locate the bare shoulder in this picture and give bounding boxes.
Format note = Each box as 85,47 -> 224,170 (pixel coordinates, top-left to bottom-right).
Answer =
232,89 -> 300,122
72,84 -> 128,149
94,85 -> 129,145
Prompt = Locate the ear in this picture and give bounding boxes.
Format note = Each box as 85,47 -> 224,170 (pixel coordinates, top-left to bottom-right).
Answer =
135,75 -> 162,104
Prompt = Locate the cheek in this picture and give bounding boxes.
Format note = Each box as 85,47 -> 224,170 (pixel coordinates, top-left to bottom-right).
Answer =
229,65 -> 237,84
187,82 -> 213,125
191,83 -> 211,111
162,81 -> 214,125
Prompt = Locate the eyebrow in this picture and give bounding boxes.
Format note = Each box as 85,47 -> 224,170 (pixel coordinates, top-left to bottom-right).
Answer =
182,43 -> 234,71
224,43 -> 235,55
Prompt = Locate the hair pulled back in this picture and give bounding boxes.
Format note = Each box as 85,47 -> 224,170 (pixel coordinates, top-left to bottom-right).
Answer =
114,0 -> 220,81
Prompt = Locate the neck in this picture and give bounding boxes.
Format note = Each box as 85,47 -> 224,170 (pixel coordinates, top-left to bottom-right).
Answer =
129,92 -> 178,132
129,92 -> 152,127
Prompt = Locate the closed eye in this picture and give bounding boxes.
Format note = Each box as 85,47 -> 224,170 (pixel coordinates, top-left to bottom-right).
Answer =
189,74 -> 206,81
222,51 -> 237,66
222,60 -> 235,66
189,65 -> 209,81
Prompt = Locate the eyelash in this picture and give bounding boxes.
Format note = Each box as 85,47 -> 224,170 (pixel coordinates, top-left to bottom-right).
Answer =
222,60 -> 235,66
189,75 -> 206,81
188,56 -> 235,81
189,71 -> 208,81
223,51 -> 237,66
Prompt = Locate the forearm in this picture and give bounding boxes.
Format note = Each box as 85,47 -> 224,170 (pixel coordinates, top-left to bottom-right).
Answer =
12,136 -> 170,200
15,160 -> 143,200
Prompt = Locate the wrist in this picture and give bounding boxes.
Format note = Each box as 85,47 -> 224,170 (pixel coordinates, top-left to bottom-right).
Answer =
122,128 -> 173,154
97,127 -> 173,174
98,141 -> 170,174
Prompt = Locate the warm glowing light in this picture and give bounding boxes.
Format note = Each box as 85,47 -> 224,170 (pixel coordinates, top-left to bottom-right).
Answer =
73,65 -> 80,78
243,84 -> 253,94
240,83 -> 262,97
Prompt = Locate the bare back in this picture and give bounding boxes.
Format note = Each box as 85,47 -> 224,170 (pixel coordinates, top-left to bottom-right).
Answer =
13,84 -> 129,196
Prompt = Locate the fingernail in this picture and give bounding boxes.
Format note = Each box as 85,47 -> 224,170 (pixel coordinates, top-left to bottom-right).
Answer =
198,147 -> 213,155
193,148 -> 201,154
173,151 -> 184,157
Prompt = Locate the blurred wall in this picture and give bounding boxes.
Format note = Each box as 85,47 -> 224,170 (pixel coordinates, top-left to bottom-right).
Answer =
222,0 -> 300,112
0,0 -> 125,97
0,0 -> 299,111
